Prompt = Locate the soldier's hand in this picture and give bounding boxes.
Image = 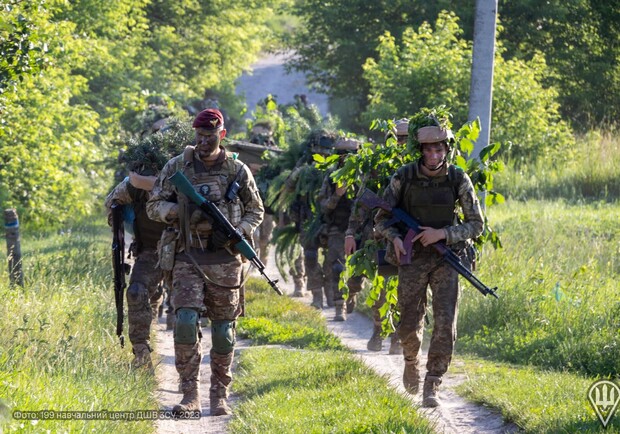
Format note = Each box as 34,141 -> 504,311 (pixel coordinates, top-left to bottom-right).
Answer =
412,226 -> 446,247
167,204 -> 179,222
392,237 -> 406,264
210,229 -> 230,249
344,236 -> 357,256
335,183 -> 347,197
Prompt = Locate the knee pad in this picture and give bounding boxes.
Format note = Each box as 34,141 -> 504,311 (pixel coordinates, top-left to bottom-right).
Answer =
211,320 -> 236,354
126,282 -> 147,305
332,261 -> 345,276
174,308 -> 200,344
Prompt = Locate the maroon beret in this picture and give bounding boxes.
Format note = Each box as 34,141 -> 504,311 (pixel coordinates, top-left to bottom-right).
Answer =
192,108 -> 224,130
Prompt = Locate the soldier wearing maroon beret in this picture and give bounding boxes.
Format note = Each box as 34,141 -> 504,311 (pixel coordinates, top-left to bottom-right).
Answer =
147,108 -> 264,417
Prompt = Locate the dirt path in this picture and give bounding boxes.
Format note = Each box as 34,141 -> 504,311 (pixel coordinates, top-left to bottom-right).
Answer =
154,250 -> 519,434
154,53 -> 520,433
235,51 -> 329,116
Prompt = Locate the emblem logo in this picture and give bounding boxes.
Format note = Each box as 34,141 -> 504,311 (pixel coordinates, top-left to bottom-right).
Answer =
210,119 -> 219,127
588,379 -> 620,428
199,185 -> 210,197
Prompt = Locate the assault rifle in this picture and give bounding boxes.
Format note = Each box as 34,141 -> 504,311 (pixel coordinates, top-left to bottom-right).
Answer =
111,203 -> 130,347
169,171 -> 283,296
359,188 -> 499,299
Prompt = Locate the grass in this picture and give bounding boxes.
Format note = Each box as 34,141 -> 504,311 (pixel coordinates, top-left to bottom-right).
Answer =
496,129 -> 620,202
0,223 -> 157,433
456,356 -> 620,433
235,279 -> 435,433
458,200 -> 620,377
230,347 -> 434,434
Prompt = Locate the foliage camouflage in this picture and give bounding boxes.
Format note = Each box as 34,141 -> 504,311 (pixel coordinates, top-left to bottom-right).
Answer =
325,107 -> 503,333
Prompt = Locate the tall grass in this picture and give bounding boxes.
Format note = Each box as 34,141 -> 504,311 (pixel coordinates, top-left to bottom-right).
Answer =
458,199 -> 619,376
0,222 -> 157,433
496,129 -> 620,201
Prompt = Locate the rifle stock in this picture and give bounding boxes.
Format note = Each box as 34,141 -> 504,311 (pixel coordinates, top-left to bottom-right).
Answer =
359,188 -> 499,299
111,203 -> 127,347
169,171 -> 283,296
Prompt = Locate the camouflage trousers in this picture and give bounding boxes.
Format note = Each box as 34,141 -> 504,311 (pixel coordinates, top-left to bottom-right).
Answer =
127,249 -> 164,347
303,235 -> 325,295
290,251 -> 305,291
172,258 -> 242,396
325,228 -> 363,305
397,250 -> 460,377
253,213 -> 275,265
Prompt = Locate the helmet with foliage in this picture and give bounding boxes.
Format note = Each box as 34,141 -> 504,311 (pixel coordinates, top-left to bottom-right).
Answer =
307,128 -> 339,155
121,118 -> 194,176
333,137 -> 361,154
249,120 -> 276,147
408,107 -> 455,152
386,118 -> 410,143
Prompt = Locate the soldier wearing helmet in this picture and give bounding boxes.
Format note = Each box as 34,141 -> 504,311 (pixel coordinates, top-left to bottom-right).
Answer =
316,137 -> 363,321
374,121 -> 483,408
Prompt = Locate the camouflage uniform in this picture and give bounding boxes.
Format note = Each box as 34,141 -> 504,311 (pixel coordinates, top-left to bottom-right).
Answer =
286,164 -> 325,305
147,138 -> 263,415
375,158 -> 483,402
317,168 -> 364,320
105,178 -> 166,370
345,198 -> 401,353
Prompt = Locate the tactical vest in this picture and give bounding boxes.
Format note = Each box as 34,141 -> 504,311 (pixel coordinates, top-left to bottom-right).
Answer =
323,181 -> 354,231
129,186 -> 167,252
399,162 -> 464,229
177,146 -> 245,250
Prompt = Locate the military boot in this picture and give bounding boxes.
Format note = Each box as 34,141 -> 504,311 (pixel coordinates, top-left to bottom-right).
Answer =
324,287 -> 335,308
403,362 -> 420,394
310,290 -> 323,309
345,293 -> 357,314
131,343 -> 154,372
366,325 -> 383,351
388,333 -> 403,355
210,391 -> 231,416
292,282 -> 304,297
334,302 -> 346,321
422,375 -> 442,407
210,350 -> 234,416
173,379 -> 201,415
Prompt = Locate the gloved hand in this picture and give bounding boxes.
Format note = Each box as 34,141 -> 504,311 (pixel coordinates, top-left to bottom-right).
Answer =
210,229 -> 230,249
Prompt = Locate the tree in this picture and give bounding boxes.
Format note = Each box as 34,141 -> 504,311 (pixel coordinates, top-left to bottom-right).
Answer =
362,12 -> 573,161
285,0 -> 475,131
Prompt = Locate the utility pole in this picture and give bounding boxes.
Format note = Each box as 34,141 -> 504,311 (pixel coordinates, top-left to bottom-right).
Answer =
468,0 -> 498,159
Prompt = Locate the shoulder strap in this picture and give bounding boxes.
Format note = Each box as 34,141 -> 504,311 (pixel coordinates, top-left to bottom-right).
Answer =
448,165 -> 465,198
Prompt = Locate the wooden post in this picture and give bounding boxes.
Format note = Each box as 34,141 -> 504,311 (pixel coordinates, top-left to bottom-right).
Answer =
4,208 -> 23,287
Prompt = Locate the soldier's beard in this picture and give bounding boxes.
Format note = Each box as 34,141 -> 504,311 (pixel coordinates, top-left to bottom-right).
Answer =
197,138 -> 220,160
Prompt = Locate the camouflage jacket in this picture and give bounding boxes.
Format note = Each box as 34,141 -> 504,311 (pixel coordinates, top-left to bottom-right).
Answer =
146,147 -> 264,246
105,177 -> 166,251
375,160 -> 483,245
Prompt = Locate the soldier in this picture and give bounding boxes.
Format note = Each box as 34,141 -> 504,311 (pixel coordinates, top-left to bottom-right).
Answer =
375,124 -> 483,407
347,119 -> 409,353
317,138 -> 363,321
147,108 -> 264,416
285,130 -> 338,308
105,171 -> 166,372
249,120 -> 277,266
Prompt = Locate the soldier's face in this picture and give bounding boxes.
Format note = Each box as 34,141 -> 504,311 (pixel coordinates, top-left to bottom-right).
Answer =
195,128 -> 226,159
421,142 -> 448,170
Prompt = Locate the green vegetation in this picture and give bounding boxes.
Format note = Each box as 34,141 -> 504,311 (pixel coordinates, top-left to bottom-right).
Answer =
458,199 -> 620,376
230,347 -> 434,434
0,223 -> 157,433
457,356 -> 620,433
234,279 -> 434,434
